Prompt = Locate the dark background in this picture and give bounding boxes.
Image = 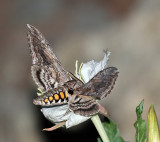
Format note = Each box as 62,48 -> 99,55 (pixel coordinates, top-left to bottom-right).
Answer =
1,0 -> 160,142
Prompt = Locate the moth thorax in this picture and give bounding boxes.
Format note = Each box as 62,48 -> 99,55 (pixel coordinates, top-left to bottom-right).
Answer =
64,80 -> 83,95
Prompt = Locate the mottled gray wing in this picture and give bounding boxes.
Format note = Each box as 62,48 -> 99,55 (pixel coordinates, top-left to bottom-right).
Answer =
77,67 -> 119,100
69,94 -> 100,116
27,24 -> 70,92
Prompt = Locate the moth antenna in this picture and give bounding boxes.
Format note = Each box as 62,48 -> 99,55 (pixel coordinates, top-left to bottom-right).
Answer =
75,60 -> 78,76
79,62 -> 83,81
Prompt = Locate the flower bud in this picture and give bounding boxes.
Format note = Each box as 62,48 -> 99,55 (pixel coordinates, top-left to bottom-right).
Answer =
148,105 -> 160,142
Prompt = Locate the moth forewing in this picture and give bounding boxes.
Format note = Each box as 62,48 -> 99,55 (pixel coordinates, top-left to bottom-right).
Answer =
27,24 -> 70,93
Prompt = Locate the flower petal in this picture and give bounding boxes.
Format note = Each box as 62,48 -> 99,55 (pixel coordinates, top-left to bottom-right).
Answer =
66,113 -> 90,128
81,50 -> 110,83
41,105 -> 70,123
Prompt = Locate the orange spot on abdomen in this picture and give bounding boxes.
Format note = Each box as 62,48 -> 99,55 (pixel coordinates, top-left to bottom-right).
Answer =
49,96 -> 53,102
60,92 -> 65,99
44,98 -> 48,103
65,91 -> 68,98
54,94 -> 59,100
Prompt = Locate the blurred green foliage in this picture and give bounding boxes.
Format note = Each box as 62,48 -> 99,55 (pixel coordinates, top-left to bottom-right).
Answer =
97,119 -> 124,142
134,100 -> 147,142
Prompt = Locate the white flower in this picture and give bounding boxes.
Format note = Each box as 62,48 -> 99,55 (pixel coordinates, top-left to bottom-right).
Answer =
41,50 -> 110,128
79,50 -> 110,83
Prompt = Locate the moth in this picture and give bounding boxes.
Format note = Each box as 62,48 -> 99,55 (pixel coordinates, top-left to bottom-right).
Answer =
27,24 -> 119,131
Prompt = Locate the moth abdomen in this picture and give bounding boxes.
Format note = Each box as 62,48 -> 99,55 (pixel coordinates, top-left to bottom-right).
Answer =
33,90 -> 69,106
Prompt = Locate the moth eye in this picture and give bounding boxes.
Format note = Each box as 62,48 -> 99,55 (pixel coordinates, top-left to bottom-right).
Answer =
44,98 -> 48,103
68,89 -> 73,95
60,92 -> 65,99
49,96 -> 53,102
54,94 -> 59,100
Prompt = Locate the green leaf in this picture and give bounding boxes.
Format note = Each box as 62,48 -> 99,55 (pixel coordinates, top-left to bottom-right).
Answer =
98,119 -> 124,142
97,137 -> 102,142
134,99 -> 147,142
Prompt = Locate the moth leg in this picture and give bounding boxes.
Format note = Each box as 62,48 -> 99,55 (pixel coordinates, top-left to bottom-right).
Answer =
37,88 -> 44,93
43,121 -> 66,131
37,88 -> 44,96
98,103 -> 110,118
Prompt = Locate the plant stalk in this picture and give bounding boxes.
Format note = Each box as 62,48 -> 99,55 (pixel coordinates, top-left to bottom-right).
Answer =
91,115 -> 110,142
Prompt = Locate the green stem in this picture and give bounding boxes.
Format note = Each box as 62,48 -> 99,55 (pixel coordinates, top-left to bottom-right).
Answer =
91,115 -> 110,142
